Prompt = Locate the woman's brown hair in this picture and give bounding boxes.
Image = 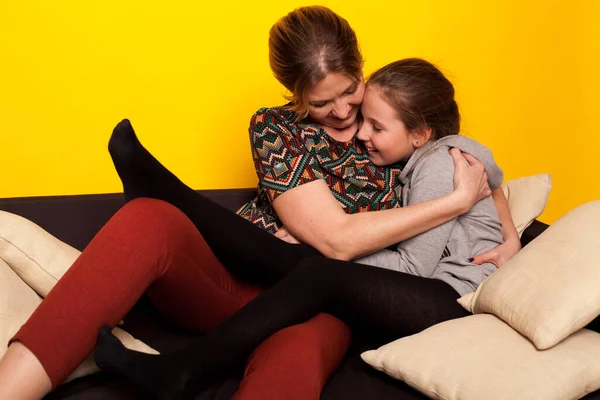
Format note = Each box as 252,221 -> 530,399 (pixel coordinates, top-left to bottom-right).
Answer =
269,6 -> 364,120
368,58 -> 460,140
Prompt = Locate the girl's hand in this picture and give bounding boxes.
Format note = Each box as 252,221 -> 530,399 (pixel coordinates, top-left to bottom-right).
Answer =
273,226 -> 302,244
471,237 -> 522,268
449,148 -> 492,212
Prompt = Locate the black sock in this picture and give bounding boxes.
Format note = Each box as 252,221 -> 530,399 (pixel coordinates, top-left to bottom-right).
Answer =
93,260 -> 324,399
94,325 -> 198,400
107,119 -> 320,283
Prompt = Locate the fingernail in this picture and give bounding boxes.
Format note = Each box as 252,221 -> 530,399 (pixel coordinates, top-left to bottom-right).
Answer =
467,258 -> 474,263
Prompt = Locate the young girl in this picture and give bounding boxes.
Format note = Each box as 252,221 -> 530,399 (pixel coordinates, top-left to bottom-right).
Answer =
355,59 -> 503,296
92,58 -> 507,399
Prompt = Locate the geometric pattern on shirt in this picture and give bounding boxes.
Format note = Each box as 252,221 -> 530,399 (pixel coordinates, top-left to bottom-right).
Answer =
237,106 -> 404,233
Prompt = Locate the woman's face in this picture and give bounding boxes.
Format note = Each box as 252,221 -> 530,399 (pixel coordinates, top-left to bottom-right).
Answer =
305,72 -> 365,130
356,85 -> 420,166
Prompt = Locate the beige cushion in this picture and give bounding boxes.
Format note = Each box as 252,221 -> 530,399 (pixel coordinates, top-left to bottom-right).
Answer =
459,200 -> 600,350
501,173 -> 552,237
361,314 -> 600,400
0,258 -> 98,382
0,210 -> 159,382
0,210 -> 81,297
0,258 -> 43,355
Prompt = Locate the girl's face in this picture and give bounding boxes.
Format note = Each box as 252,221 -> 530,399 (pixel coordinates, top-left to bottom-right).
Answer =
305,72 -> 365,130
356,85 -> 422,166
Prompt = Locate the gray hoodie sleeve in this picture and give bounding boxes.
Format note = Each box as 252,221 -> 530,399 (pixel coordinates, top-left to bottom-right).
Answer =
356,149 -> 457,277
449,136 -> 504,190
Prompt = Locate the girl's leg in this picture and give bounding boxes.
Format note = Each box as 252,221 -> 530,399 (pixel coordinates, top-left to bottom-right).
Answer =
108,119 -> 320,283
0,199 -> 348,400
95,257 -> 469,399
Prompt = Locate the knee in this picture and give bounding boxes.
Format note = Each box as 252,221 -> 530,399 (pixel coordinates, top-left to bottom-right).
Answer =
236,314 -> 351,400
118,198 -> 186,226
289,314 -> 352,361
111,198 -> 197,246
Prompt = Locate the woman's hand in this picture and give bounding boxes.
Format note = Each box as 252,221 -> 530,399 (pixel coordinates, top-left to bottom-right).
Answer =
471,236 -> 522,268
449,148 -> 492,213
273,226 -> 302,244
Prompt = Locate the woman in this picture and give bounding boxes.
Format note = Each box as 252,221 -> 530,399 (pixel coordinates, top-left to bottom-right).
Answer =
93,58 -> 520,400
0,7 -> 514,400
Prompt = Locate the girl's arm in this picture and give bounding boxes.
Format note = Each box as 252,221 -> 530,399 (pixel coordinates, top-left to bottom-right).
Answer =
471,189 -> 521,267
273,149 -> 489,261
355,149 -> 458,275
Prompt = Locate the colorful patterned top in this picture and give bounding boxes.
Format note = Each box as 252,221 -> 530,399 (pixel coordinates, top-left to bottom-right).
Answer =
236,106 -> 404,233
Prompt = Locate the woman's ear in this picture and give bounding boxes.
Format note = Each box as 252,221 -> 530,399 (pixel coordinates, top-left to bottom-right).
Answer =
412,127 -> 432,148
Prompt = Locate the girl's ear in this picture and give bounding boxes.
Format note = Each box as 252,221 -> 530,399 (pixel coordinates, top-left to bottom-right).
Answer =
412,127 -> 432,148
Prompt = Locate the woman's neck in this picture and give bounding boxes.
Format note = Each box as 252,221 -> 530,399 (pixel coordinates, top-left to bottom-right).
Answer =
320,120 -> 360,143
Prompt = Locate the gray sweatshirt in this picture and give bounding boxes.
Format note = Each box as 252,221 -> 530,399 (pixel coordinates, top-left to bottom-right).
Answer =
356,135 -> 504,296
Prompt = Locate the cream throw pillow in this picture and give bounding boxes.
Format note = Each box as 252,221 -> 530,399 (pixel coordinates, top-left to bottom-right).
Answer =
459,200 -> 600,350
0,210 -> 82,297
361,314 -> 600,400
501,173 -> 551,237
0,258 -> 100,382
0,210 -> 159,382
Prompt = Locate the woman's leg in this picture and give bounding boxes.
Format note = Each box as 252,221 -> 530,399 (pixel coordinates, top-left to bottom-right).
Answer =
108,119 -> 320,283
0,342 -> 52,399
0,199 -> 348,400
1,197 -> 260,396
95,256 -> 469,399
234,313 -> 351,400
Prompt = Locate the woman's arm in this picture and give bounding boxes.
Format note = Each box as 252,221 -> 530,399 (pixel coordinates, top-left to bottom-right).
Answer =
273,149 -> 489,260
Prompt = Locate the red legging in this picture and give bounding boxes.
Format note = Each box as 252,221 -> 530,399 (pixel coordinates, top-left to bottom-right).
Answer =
11,198 -> 351,400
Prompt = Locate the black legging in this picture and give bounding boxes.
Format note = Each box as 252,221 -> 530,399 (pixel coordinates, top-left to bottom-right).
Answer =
192,256 -> 471,368
108,119 -> 320,285
94,255 -> 474,400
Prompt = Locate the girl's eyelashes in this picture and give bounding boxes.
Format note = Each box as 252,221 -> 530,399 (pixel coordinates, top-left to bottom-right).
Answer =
311,102 -> 327,108
373,126 -> 383,132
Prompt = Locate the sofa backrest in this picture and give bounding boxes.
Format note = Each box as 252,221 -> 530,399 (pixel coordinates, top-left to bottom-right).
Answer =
0,189 -> 256,251
0,189 -> 548,251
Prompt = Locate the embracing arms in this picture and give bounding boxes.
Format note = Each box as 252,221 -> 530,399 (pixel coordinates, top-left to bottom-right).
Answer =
273,149 -> 488,260
273,154 -> 520,266
249,108 -> 515,262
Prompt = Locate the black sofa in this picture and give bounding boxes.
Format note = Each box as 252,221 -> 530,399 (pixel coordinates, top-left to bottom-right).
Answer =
1,189 -> 596,400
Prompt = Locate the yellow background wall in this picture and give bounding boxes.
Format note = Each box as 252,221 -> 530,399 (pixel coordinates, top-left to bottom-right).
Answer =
0,0 -> 597,224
